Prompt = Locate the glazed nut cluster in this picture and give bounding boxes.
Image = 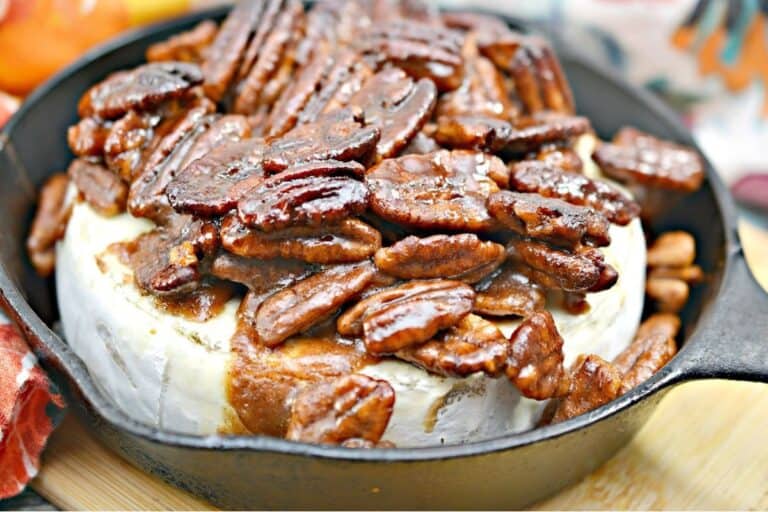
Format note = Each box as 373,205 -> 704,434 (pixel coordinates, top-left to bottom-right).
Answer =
28,0 -> 707,445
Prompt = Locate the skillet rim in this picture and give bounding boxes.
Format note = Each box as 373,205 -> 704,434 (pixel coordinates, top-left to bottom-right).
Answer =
0,5 -> 737,462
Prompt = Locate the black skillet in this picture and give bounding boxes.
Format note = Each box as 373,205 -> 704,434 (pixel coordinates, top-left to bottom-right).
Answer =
1,6 -> 767,510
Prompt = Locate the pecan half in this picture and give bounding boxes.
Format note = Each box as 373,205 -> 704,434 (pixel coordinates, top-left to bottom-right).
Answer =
348,69 -> 437,161
614,326 -> 677,395
635,312 -> 682,342
26,173 -> 72,277
78,62 -> 203,120
255,261 -> 376,347
506,310 -> 569,400
221,215 -> 381,264
435,112 -> 589,155
210,252 -> 313,292
508,239 -> 616,293
237,160 -> 368,231
128,103 -> 216,222
397,314 -> 508,378
102,111 -> 156,181
68,117 -> 111,158
286,374 -> 395,445
359,20 -> 465,92
359,280 -> 475,354
366,150 -> 502,232
374,233 -> 505,283
436,35 -> 515,120
127,214 -> 219,296
233,0 -> 305,114
646,231 -> 696,268
510,161 -> 641,225
535,144 -> 583,173
474,264 -> 545,317
592,127 -> 705,192
201,0 -> 268,101
488,191 -> 610,248
264,109 -> 380,172
479,31 -> 574,115
68,159 -> 127,217
166,139 -> 266,217
297,49 -> 373,126
146,20 -> 218,63
549,354 -> 622,423
646,277 -> 689,313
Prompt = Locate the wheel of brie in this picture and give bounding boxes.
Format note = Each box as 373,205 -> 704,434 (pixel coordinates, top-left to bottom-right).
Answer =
26,0 -> 665,448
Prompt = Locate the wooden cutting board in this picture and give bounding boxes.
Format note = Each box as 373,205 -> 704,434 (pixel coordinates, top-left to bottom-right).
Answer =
28,219 -> 768,510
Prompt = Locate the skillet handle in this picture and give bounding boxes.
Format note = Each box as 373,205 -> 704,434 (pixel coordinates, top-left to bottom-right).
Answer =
678,240 -> 768,383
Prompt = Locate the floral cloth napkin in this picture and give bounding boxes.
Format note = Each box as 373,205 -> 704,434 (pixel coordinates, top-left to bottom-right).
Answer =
0,311 -> 65,498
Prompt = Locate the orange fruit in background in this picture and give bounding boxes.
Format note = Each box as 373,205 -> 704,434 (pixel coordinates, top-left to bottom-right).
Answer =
0,0 -> 192,96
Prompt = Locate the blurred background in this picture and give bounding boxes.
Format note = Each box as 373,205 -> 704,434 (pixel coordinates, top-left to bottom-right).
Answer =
1,0 -> 766,203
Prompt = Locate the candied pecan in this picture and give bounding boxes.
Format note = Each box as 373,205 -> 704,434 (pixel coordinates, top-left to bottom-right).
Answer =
434,115 -> 514,153
221,215 -> 381,264
506,310 -> 569,400
210,252 -> 313,292
68,117 -> 111,158
488,191 -> 611,248
504,112 -> 590,153
201,0 -> 267,100
67,159 -> 127,217
237,161 -> 369,231
166,139 -> 265,217
549,355 -> 622,423
359,20 -> 465,92
265,43 -> 333,137
646,231 -> 696,268
510,161 -> 641,225
397,314 -> 508,378
255,261 -> 376,347
297,49 -> 373,125
146,20 -> 218,63
233,0 -> 305,114
614,328 -> 676,395
435,112 -> 589,155
535,144 -> 583,173
592,127 -> 704,192
127,214 -> 219,296
436,36 -> 515,120
102,110 -> 156,181
78,62 -> 203,119
635,313 -> 681,343
646,277 -> 689,313
360,280 -> 475,354
366,150 -> 502,232
473,265 -> 545,317
286,374 -> 394,444
507,239 -> 612,293
128,104 -> 215,221
264,109 -> 380,172
27,173 -> 72,277
348,69 -> 437,161
474,30 -> 574,115
374,234 -> 505,283
648,265 -> 703,283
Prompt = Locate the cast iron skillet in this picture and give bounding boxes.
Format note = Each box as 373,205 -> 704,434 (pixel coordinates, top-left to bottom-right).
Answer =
1,6 -> 767,509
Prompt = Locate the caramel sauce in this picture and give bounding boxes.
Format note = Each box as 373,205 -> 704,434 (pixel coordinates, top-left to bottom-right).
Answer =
227,322 -> 377,437
154,280 -> 236,322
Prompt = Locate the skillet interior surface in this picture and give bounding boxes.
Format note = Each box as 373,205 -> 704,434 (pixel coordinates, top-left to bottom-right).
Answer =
0,6 -> 749,509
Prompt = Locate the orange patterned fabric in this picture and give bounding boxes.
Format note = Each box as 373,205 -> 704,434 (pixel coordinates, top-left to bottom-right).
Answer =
0,322 -> 65,498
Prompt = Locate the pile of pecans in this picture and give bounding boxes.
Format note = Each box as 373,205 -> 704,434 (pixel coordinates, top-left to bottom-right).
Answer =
28,0 -> 707,445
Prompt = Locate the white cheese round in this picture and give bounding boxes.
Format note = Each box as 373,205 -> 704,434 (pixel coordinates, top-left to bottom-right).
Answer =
55,136 -> 646,445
